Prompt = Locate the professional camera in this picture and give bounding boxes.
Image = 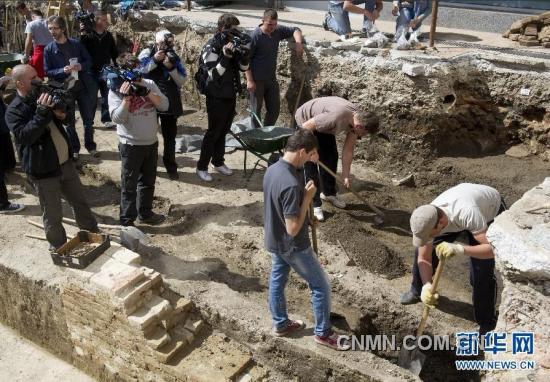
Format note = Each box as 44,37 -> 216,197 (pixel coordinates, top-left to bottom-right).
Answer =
102,66 -> 150,97
159,33 -> 180,65
30,79 -> 71,112
75,10 -> 95,34
223,29 -> 252,57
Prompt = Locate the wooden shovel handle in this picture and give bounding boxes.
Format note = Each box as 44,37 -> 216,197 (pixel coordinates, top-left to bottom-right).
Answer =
310,203 -> 318,255
416,256 -> 446,337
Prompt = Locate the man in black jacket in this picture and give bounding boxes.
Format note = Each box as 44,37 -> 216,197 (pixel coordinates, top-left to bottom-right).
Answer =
139,29 -> 186,180
196,13 -> 250,182
5,64 -> 97,249
80,10 -> 118,129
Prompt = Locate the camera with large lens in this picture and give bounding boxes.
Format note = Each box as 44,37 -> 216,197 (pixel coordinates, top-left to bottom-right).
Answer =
160,33 -> 180,65
75,10 -> 95,34
223,29 -> 252,58
30,79 -> 70,112
102,66 -> 150,97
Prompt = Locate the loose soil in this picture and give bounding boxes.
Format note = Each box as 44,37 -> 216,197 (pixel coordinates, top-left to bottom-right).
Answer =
65,242 -> 100,258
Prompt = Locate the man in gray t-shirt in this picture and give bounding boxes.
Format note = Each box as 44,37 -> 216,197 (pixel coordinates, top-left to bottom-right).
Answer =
246,9 -> 303,127
263,129 -> 348,350
401,183 -> 506,335
22,10 -> 52,78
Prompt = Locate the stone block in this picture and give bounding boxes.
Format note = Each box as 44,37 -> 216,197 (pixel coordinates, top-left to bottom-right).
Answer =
90,259 -> 145,294
155,335 -> 187,364
141,267 -> 163,289
118,277 -> 154,314
110,247 -> 141,265
402,63 -> 426,77
524,24 -> 539,36
505,144 -> 531,158
360,47 -> 379,56
330,40 -> 362,51
184,318 -> 204,334
127,295 -> 172,330
145,325 -> 171,350
519,39 -> 540,46
543,42 -> 550,48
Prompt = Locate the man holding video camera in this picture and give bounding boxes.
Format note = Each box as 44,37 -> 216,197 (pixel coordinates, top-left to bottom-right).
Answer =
196,14 -> 251,182
139,30 -> 187,180
80,10 -> 118,129
44,16 -> 97,159
5,64 -> 98,250
108,53 -> 169,227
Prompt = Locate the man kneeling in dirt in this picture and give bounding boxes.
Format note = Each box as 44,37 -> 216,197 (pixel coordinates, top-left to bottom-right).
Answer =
295,96 -> 379,222
5,64 -> 98,250
109,53 -> 169,227
263,129 -> 349,350
400,183 -> 506,335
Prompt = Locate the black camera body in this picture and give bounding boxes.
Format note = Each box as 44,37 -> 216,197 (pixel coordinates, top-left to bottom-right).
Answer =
102,66 -> 150,97
223,29 -> 252,57
30,79 -> 71,112
159,33 -> 180,65
76,10 -> 95,34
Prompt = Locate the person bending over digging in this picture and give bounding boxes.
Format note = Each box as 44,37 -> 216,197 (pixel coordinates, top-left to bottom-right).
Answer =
295,96 -> 379,222
263,129 -> 349,350
400,183 -> 506,335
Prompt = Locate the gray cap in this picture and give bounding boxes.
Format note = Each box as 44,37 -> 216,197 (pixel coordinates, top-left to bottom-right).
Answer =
410,205 -> 438,247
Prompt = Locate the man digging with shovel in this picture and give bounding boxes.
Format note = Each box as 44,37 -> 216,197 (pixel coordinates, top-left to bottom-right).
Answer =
400,183 -> 506,335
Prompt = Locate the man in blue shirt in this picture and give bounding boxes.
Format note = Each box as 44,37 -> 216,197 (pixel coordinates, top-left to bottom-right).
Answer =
44,16 -> 97,159
246,9 -> 303,128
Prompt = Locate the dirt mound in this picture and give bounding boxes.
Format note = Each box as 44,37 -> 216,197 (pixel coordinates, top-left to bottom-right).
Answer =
320,212 -> 406,279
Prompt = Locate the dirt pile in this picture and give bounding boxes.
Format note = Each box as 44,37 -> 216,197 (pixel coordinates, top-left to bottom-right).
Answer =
503,11 -> 550,48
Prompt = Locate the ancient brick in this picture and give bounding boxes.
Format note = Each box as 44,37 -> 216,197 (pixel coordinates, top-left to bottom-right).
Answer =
127,295 -> 172,330
110,247 -> 141,266
118,277 -> 154,314
519,39 -> 541,46
90,260 -> 145,294
184,318 -> 204,334
155,336 -> 187,364
524,24 -> 539,36
145,325 -> 171,350
171,326 -> 194,345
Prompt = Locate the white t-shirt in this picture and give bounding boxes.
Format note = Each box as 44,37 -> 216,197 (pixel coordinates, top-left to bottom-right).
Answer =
431,183 -> 501,235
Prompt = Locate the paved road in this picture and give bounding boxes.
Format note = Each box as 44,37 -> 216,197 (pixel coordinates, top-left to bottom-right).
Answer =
0,324 -> 95,382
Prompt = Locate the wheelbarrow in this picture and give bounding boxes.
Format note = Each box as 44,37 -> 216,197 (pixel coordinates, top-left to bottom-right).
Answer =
228,111 -> 294,179
0,53 -> 24,75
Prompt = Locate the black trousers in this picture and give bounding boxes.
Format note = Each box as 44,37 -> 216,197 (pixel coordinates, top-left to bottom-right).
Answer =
159,114 -> 178,175
119,142 -> 158,225
250,79 -> 280,127
197,96 -> 236,171
303,131 -> 338,208
0,133 -> 16,207
409,201 -> 506,331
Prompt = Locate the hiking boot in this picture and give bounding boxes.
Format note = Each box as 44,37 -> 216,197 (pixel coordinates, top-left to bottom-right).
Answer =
400,290 -> 420,305
0,202 -> 25,214
314,331 -> 351,351
168,171 -> 179,180
272,319 -> 305,337
321,193 -> 346,209
196,169 -> 213,182
313,207 -> 325,222
138,213 -> 165,225
212,164 -> 233,176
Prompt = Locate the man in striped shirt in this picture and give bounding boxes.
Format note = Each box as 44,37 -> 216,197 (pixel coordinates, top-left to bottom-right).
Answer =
196,14 -> 250,182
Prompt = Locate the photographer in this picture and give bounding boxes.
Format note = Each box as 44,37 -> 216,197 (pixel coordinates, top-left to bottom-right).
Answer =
80,10 -> 118,129
22,9 -> 53,79
44,16 -> 97,159
5,64 -> 98,249
196,14 -> 250,182
108,53 -> 169,227
138,30 -> 187,180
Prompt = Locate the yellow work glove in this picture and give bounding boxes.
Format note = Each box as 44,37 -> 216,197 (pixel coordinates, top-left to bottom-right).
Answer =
421,282 -> 439,309
435,242 -> 464,260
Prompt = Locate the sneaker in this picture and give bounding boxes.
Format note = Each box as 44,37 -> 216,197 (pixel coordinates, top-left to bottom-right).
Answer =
0,202 -> 25,214
196,169 -> 213,182
88,149 -> 100,158
102,121 -> 116,129
168,172 -> 179,180
313,207 -> 325,222
272,319 -> 305,337
120,220 -> 135,227
314,331 -> 351,351
320,193 -> 346,209
400,290 -> 420,305
212,164 -> 233,176
322,12 -> 330,31
137,213 -> 165,225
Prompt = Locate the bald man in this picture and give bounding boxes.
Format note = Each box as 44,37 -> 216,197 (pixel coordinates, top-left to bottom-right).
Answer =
5,64 -> 97,250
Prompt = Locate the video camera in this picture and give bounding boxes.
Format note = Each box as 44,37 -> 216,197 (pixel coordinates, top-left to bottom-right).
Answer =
159,33 -> 180,65
75,10 -> 95,34
102,66 -> 150,97
222,29 -> 252,57
30,79 -> 71,112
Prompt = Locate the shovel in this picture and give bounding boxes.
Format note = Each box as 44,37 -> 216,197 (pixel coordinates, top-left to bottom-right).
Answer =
316,160 -> 385,224
398,256 -> 447,375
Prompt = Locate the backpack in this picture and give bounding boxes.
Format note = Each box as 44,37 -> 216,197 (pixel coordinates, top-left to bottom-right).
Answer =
194,54 -> 208,95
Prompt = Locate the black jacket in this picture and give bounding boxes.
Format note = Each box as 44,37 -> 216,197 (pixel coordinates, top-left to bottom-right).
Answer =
80,30 -> 118,74
201,32 -> 250,99
0,100 -> 9,135
5,95 -> 72,179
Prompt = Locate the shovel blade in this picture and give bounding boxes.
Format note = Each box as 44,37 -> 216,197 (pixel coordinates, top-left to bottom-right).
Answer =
398,347 -> 426,376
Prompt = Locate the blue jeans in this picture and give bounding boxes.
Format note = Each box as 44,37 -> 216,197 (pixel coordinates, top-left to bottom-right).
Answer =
326,0 -> 376,35
65,75 -> 96,153
269,246 -> 332,337
88,72 -> 111,123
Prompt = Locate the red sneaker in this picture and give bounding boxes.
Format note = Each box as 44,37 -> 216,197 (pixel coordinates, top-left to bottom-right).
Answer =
272,320 -> 305,337
314,331 -> 351,351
